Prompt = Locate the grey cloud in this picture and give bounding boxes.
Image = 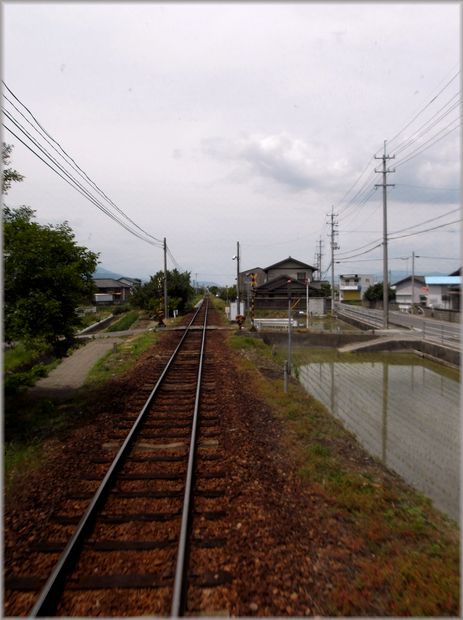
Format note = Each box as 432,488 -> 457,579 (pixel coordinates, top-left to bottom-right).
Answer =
203,133 -> 351,192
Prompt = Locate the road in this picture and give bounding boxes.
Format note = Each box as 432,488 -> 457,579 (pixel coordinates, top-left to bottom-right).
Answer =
334,302 -> 461,349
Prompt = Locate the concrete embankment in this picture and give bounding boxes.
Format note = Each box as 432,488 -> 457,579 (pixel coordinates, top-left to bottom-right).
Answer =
257,330 -> 460,368
259,331 -> 378,349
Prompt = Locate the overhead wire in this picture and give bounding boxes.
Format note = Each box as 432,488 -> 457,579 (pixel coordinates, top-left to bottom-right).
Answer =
385,69 -> 460,149
3,119 -> 163,249
331,68 -> 460,267
3,93 -> 164,245
2,81 -> 165,247
388,219 -> 461,241
392,93 -> 460,157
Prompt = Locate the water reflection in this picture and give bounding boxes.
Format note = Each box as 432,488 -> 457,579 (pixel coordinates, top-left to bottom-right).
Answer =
299,360 -> 460,521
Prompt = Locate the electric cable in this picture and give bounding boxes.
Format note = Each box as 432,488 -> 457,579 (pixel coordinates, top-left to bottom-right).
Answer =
2,81 -> 164,244
3,122 -> 163,248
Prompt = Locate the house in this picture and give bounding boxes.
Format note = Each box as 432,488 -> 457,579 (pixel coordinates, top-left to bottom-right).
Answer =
239,256 -> 327,313
424,276 -> 461,310
118,276 -> 142,287
338,274 -> 375,302
93,278 -> 132,304
391,275 -> 426,311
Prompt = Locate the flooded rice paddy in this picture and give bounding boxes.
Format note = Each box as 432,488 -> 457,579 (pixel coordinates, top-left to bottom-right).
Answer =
294,349 -> 460,521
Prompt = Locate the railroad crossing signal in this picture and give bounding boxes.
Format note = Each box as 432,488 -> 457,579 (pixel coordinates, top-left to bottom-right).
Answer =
249,272 -> 257,288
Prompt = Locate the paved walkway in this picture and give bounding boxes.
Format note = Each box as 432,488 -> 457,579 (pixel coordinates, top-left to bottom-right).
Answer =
28,337 -> 124,399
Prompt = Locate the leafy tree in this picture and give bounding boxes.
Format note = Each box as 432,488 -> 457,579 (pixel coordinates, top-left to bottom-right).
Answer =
216,285 -> 236,302
4,206 -> 99,353
319,282 -> 332,297
2,143 -> 24,194
131,268 -> 194,315
363,282 -> 396,303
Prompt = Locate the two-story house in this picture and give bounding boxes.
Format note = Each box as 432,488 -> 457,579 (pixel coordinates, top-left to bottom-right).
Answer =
239,256 -> 326,312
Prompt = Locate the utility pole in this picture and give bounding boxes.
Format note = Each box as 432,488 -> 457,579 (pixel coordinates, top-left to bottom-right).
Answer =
328,207 -> 339,314
287,279 -> 292,373
314,237 -> 323,278
163,237 -> 168,320
375,141 -> 395,328
411,251 -> 415,313
317,237 -> 323,277
234,241 -> 241,316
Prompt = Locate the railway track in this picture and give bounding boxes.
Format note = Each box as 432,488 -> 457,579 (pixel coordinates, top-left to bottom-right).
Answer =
6,297 -> 231,616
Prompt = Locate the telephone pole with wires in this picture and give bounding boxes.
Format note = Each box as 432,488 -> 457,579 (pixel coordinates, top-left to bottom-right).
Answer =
375,141 -> 395,328
328,208 -> 339,313
163,237 -> 169,320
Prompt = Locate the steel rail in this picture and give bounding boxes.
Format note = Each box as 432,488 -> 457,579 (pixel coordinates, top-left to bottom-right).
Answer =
29,299 -> 207,617
171,296 -> 209,617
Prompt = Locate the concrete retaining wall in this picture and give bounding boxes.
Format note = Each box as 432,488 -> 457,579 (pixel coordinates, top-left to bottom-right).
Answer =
242,330 -> 460,367
77,314 -> 114,335
259,331 -> 378,348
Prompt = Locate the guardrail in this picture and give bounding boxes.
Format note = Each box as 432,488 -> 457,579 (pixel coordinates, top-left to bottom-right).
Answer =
334,303 -> 460,349
406,319 -> 461,348
254,318 -> 298,330
334,303 -> 384,329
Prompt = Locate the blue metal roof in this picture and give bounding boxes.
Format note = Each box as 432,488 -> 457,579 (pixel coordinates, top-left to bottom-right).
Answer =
425,276 -> 461,285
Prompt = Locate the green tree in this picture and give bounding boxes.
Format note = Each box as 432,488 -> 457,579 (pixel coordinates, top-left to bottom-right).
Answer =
4,206 -> 99,353
217,285 -> 236,302
2,143 -> 25,194
363,282 -> 396,303
319,282 -> 332,297
131,268 -> 194,315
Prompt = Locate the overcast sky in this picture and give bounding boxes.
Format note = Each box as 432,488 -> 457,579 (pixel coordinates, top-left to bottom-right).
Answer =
3,2 -> 461,285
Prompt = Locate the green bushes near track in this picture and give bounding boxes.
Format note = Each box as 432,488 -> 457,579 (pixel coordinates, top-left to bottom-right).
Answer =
106,310 -> 140,332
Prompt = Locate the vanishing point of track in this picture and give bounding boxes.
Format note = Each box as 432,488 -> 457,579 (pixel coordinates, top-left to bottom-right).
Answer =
13,296 -> 230,616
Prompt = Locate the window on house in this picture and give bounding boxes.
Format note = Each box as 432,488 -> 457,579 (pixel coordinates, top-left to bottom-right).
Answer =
297,272 -> 306,281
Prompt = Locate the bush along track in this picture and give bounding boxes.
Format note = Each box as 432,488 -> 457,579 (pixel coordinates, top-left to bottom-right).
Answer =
225,333 -> 459,616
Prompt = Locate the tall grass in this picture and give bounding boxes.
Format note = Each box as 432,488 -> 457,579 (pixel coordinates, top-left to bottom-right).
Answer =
106,310 -> 140,332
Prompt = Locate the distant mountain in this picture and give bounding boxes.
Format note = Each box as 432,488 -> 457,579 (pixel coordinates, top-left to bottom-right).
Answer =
93,266 -> 125,280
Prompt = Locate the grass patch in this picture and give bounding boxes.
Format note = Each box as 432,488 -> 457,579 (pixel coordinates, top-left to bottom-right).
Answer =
226,333 -> 460,615
4,339 -> 62,397
228,334 -> 268,352
86,331 -> 158,385
77,309 -> 112,329
106,310 -> 140,332
4,340 -> 53,372
4,441 -> 44,490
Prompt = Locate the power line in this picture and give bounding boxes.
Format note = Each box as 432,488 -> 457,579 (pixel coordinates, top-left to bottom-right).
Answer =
389,218 -> 461,241
395,121 -> 460,169
389,207 -> 460,235
2,81 -> 164,246
3,121 -> 163,249
3,93 -> 163,245
392,92 -> 460,156
336,243 -> 383,262
386,70 -> 460,148
395,184 -> 459,191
